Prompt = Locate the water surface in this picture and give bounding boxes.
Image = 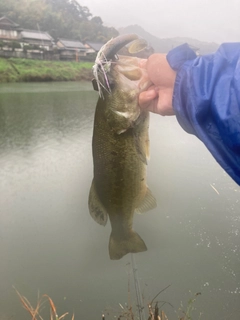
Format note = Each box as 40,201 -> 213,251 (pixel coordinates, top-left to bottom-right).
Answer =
0,82 -> 239,320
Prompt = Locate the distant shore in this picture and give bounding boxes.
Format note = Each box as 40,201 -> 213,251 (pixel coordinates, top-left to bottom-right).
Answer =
0,57 -> 93,83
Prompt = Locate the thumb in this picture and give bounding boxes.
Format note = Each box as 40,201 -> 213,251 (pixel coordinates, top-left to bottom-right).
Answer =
139,88 -> 157,109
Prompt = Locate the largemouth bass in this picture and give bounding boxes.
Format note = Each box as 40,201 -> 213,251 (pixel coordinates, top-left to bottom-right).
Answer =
88,34 -> 157,260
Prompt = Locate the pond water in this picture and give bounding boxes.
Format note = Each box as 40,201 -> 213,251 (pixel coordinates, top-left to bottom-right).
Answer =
0,82 -> 239,320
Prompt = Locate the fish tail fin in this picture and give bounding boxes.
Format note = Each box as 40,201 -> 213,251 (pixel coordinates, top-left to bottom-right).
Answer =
109,230 -> 147,260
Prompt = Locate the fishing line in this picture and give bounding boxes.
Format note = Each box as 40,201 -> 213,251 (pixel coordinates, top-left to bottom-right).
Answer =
131,253 -> 146,320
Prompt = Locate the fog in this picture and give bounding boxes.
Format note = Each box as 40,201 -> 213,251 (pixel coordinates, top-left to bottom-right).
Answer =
79,0 -> 240,43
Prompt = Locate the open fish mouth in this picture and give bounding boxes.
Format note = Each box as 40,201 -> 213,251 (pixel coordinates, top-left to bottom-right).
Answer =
92,34 -> 148,97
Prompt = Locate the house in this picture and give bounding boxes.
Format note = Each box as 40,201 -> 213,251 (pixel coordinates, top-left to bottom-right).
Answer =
20,30 -> 54,51
56,39 -> 87,61
0,16 -> 54,53
0,16 -> 22,42
84,41 -> 104,54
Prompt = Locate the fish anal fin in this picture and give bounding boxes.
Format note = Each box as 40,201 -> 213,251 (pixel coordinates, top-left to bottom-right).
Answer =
88,180 -> 108,226
109,230 -> 147,260
135,187 -> 157,214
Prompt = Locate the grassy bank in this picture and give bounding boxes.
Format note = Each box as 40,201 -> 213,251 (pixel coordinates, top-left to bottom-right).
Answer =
0,57 -> 94,82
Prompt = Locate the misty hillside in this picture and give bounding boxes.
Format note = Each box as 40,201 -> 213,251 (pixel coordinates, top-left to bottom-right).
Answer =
0,0 -> 118,42
119,25 -> 219,54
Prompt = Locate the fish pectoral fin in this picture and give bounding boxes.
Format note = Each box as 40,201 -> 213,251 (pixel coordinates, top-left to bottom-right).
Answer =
88,180 -> 108,226
135,187 -> 157,214
134,134 -> 148,165
145,132 -> 150,161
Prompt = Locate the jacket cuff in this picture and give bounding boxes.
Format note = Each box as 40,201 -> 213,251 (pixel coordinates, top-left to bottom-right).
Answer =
166,43 -> 197,71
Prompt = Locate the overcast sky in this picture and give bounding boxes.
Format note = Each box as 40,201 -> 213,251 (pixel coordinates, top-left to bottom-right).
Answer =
79,0 -> 240,43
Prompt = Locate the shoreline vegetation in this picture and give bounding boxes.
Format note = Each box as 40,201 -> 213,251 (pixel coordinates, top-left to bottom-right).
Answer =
0,57 -> 94,83
14,254 -> 201,319
15,287 -> 201,320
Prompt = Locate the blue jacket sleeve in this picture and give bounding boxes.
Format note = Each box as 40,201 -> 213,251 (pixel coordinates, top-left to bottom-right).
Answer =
167,43 -> 240,185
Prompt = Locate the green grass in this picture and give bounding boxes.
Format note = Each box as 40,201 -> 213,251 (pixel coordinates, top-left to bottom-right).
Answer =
0,58 -> 94,82
0,58 -> 19,82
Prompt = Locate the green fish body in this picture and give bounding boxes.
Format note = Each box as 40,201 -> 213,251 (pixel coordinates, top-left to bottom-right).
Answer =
89,37 -> 156,260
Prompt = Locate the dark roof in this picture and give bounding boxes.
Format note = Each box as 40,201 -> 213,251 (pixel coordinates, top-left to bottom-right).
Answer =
85,42 -> 104,52
21,30 -> 53,41
0,16 -> 21,29
58,39 -> 86,49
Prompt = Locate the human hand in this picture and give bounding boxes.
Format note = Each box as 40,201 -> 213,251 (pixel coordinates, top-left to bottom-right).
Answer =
139,54 -> 176,116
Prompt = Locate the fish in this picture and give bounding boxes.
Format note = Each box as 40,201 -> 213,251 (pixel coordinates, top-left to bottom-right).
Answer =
88,34 -> 157,260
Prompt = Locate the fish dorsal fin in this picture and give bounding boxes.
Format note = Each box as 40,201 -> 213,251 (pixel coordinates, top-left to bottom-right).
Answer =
88,180 -> 108,226
135,187 -> 157,214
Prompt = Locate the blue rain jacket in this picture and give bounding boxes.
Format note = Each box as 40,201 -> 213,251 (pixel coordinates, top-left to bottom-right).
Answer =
167,43 -> 240,185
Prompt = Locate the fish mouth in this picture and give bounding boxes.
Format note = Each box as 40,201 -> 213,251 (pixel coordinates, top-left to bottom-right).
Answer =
97,34 -> 139,60
92,34 -> 145,97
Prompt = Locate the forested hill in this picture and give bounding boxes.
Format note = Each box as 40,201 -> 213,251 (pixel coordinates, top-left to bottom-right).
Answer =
0,0 -> 118,42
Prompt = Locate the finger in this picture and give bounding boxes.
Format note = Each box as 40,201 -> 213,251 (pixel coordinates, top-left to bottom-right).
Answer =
156,90 -> 175,116
147,54 -> 176,87
138,58 -> 147,69
139,89 -> 157,109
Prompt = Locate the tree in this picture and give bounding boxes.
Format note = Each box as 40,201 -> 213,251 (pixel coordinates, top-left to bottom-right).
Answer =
0,0 -> 118,42
91,16 -> 103,26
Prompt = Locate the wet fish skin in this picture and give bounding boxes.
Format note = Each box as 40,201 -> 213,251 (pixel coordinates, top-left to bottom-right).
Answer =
88,35 -> 156,260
